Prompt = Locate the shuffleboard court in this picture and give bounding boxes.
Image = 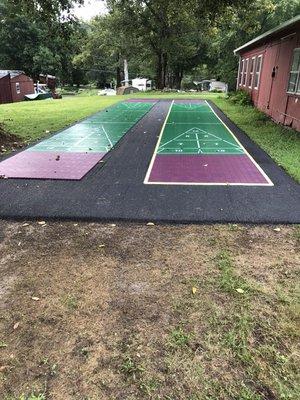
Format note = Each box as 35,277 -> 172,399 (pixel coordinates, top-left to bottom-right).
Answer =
0,100 -> 155,180
145,100 -> 273,186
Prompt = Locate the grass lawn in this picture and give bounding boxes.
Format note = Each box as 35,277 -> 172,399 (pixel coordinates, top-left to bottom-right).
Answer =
0,221 -> 299,399
0,95 -> 122,141
0,91 -> 299,182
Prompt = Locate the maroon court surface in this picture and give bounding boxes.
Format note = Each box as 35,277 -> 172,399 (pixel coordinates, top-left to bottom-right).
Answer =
0,151 -> 104,180
148,154 -> 270,184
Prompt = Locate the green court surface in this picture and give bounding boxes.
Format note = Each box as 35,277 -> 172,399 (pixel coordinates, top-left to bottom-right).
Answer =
87,110 -> 148,123
31,101 -> 154,153
158,102 -> 245,155
171,103 -> 210,111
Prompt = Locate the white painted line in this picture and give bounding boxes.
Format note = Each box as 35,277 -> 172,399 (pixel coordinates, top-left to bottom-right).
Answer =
74,131 -> 96,147
195,132 -> 203,154
145,181 -> 274,186
196,126 -> 241,149
144,100 -> 174,184
158,126 -> 241,152
102,125 -> 114,148
166,122 -> 221,125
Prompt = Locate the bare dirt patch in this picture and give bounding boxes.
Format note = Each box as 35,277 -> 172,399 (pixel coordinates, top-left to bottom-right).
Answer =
0,124 -> 25,154
0,221 -> 299,400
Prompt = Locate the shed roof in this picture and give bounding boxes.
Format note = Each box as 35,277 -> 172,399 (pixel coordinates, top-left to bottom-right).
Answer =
234,15 -> 300,55
0,70 -> 25,79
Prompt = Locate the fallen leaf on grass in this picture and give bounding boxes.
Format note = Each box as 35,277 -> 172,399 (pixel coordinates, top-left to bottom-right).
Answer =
13,322 -> 20,330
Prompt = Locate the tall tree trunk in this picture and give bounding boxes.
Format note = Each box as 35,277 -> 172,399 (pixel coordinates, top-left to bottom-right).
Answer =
162,53 -> 168,88
156,52 -> 163,90
116,53 -> 122,88
124,59 -> 129,87
116,65 -> 121,88
174,69 -> 184,90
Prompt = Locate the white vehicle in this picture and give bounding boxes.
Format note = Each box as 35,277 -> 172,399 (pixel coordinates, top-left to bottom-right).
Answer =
209,80 -> 228,93
132,78 -> 152,92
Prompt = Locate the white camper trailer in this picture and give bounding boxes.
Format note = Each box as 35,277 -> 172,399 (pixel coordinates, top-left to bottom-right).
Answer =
132,78 -> 152,92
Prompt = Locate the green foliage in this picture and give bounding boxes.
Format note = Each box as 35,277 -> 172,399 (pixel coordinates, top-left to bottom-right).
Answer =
1,0 -> 299,89
63,294 -> 78,310
207,0 -> 300,89
168,327 -> 193,348
0,340 -> 8,348
0,0 -> 86,82
227,90 -> 253,106
120,356 -> 145,379
216,250 -> 251,294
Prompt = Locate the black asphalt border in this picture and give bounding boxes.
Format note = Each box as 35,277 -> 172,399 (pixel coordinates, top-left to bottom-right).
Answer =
0,99 -> 299,224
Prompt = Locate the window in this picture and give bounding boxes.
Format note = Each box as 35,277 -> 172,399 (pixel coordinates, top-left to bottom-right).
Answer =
16,82 -> 20,94
287,48 -> 300,94
243,58 -> 249,86
239,59 -> 244,86
254,55 -> 263,89
248,57 -> 256,88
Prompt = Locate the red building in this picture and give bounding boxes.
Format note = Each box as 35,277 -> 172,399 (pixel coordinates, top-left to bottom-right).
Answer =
234,15 -> 300,132
0,70 -> 34,104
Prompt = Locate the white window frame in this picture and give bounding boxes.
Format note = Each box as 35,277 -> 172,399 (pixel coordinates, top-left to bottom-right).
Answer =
239,59 -> 244,86
248,56 -> 256,89
254,55 -> 263,90
287,48 -> 300,95
243,58 -> 249,87
16,82 -> 21,94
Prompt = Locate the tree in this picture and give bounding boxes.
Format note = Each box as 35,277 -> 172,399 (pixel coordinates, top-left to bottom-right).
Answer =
10,0 -> 84,19
207,0 -> 300,89
0,0 -> 87,82
106,0 -> 250,89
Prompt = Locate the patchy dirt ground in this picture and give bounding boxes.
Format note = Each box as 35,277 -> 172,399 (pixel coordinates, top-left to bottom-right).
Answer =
0,221 -> 299,400
0,127 -> 25,155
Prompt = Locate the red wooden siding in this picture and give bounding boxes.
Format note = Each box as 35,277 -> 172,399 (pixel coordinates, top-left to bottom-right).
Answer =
0,75 -> 13,104
237,26 -> 300,132
10,74 -> 34,102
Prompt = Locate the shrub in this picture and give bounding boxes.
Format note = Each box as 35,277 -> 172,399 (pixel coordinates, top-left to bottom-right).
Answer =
227,90 -> 253,106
